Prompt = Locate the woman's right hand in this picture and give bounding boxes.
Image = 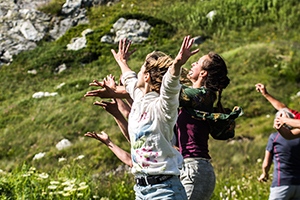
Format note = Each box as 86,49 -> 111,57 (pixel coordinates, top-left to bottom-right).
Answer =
85,131 -> 111,146
111,38 -> 136,64
255,83 -> 267,96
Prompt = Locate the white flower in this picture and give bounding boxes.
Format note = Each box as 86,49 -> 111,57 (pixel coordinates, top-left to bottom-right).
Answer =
48,185 -> 58,190
39,173 -> 49,179
75,155 -> 84,160
50,181 -> 60,185
63,192 -> 71,196
257,158 -> 262,163
266,114 -> 270,118
64,185 -> 75,191
28,69 -> 37,74
58,157 -> 67,162
21,173 -> 31,177
78,185 -> 89,190
62,179 -> 76,186
56,83 -> 65,89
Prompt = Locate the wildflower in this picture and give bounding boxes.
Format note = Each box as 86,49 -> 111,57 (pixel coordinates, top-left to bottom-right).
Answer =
29,167 -> 36,171
50,181 -> 60,185
64,185 -> 75,191
56,83 -> 65,89
39,173 -> 49,179
48,185 -> 58,190
232,191 -> 236,197
220,192 -> 223,198
62,179 -> 76,186
21,173 -> 31,177
75,155 -> 85,160
63,192 -> 71,197
78,185 -> 89,190
58,157 -> 67,162
257,158 -> 262,163
266,114 -> 270,118
79,182 -> 86,186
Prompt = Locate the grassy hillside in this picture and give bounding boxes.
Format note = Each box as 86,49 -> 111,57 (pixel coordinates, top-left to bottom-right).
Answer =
1,0 -> 300,199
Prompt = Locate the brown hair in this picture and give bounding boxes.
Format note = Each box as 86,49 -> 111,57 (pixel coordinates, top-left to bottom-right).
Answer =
202,52 -> 230,113
144,51 -> 174,93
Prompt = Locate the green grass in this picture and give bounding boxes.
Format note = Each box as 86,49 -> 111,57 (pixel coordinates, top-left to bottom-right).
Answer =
1,0 -> 300,199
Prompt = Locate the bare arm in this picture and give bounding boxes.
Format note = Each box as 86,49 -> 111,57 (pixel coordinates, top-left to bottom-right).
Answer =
94,99 -> 130,143
170,36 -> 199,76
85,131 -> 132,167
115,98 -> 131,119
275,126 -> 300,140
255,83 -> 287,111
258,150 -> 272,182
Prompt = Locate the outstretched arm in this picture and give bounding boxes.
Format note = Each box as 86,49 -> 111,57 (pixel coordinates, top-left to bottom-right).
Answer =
255,83 -> 287,111
94,99 -> 130,143
85,131 -> 132,167
170,36 -> 199,76
258,150 -> 272,182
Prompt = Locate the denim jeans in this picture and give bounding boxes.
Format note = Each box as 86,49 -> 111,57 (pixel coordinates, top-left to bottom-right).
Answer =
134,175 -> 187,200
269,185 -> 300,200
180,158 -> 216,200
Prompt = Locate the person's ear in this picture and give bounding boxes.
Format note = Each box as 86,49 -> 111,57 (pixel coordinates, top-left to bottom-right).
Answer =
199,70 -> 207,77
144,72 -> 151,82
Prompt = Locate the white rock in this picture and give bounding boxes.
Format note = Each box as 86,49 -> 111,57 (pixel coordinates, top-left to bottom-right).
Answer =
56,139 -> 72,150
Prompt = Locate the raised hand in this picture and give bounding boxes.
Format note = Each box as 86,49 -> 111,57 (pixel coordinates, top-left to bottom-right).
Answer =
84,81 -> 117,98
111,38 -> 137,65
255,83 -> 267,96
105,74 -> 117,90
174,36 -> 199,67
85,131 -> 111,146
94,99 -> 121,117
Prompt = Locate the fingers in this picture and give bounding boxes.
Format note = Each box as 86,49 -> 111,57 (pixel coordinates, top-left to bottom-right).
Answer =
111,49 -> 116,56
191,49 -> 200,56
128,48 -> 137,56
122,38 -> 127,51
125,39 -> 131,52
93,101 -> 106,107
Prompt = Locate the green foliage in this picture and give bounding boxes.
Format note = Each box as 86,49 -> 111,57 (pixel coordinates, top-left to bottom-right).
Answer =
56,24 -> 90,46
37,0 -> 65,16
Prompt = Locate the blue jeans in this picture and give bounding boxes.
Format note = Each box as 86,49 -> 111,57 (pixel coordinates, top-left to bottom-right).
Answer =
134,175 -> 187,200
180,158 -> 216,200
269,185 -> 300,200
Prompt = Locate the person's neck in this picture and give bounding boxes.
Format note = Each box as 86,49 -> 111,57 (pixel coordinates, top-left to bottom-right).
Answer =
139,84 -> 152,96
192,79 -> 203,88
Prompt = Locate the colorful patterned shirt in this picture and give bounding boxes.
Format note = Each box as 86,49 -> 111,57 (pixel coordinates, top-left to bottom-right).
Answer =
122,69 -> 183,176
